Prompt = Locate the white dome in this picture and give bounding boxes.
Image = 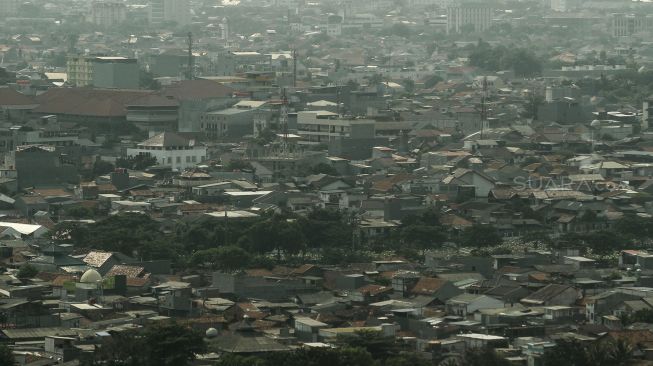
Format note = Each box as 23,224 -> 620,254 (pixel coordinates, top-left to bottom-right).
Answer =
590,120 -> 601,128
205,328 -> 218,338
80,269 -> 102,284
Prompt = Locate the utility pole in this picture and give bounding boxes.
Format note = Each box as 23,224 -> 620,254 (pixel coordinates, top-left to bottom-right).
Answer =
186,32 -> 193,80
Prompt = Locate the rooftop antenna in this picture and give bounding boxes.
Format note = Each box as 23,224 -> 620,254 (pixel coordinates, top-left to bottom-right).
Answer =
293,48 -> 297,88
279,88 -> 290,156
186,32 -> 193,80
480,76 -> 488,139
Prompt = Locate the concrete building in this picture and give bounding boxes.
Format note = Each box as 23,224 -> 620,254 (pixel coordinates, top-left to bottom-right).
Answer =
200,100 -> 267,140
149,0 -> 191,26
89,1 -> 127,27
92,57 -> 139,89
446,2 -> 493,34
9,145 -> 79,189
296,110 -> 376,146
0,0 -> 18,18
67,56 -> 139,89
66,56 -> 94,88
127,132 -> 207,171
550,0 -> 581,12
611,13 -> 653,37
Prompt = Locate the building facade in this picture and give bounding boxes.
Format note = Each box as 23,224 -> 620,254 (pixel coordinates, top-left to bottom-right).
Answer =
296,110 -> 375,145
149,0 -> 191,26
0,0 -> 18,18
446,2 -> 493,34
67,56 -> 138,89
126,132 -> 207,171
611,13 -> 653,37
89,1 -> 127,27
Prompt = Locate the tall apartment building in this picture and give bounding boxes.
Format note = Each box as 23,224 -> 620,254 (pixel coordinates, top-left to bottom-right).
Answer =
446,2 -> 493,34
149,0 -> 191,26
89,1 -> 127,27
611,13 -> 653,37
0,0 -> 18,18
67,56 -> 139,89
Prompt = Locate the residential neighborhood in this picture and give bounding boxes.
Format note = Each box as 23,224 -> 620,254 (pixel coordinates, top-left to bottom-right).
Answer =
3,0 -> 653,365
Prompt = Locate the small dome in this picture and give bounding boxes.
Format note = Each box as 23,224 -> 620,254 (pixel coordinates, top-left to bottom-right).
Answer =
590,120 -> 602,128
80,269 -> 102,283
205,328 -> 218,338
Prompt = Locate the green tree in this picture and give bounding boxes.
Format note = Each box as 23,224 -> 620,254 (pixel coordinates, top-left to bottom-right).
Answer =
336,330 -> 401,362
463,347 -> 511,366
401,224 -> 446,252
311,163 -> 339,176
461,224 -> 502,247
140,321 -> 206,366
542,338 -> 590,366
93,160 -> 115,176
190,246 -> 251,270
65,206 -> 94,219
247,216 -> 306,259
614,215 -> 652,241
299,209 -> 353,250
116,154 -> 158,170
17,263 -> 38,279
0,343 -> 15,365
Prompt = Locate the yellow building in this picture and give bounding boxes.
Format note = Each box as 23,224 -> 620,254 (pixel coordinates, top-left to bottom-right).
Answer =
66,56 -> 94,87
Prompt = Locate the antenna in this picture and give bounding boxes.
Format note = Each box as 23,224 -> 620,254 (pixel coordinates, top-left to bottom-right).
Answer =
480,76 -> 488,139
280,88 -> 289,156
186,32 -> 193,80
293,49 -> 297,88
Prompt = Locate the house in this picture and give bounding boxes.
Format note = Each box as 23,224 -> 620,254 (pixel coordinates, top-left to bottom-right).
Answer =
446,294 -> 505,317
82,251 -> 136,275
521,284 -> 581,307
294,317 -> 328,342
126,132 -> 207,171
410,277 -> 463,303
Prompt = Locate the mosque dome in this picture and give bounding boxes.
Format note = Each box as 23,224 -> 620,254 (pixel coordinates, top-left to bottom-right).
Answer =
80,269 -> 102,284
205,328 -> 218,338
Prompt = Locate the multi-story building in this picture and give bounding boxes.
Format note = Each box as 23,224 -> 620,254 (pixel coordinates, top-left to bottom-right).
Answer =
149,0 -> 190,26
67,56 -> 139,89
92,57 -> 139,89
0,0 -> 18,18
66,56 -> 94,88
446,2 -> 493,34
296,110 -> 375,145
126,132 -> 207,171
550,0 -> 581,12
89,1 -> 127,27
200,100 -> 268,140
611,13 -> 653,37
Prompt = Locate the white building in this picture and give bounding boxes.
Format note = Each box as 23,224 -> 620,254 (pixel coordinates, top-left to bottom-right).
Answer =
127,132 -> 206,171
149,0 -> 190,26
611,13 -> 653,37
89,1 -> 127,27
0,0 -> 18,18
446,2 -> 493,34
296,110 -> 376,145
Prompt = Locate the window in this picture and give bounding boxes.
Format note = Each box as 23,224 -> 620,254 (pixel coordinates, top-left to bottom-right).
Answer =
167,157 -> 172,164
192,156 -> 197,162
176,156 -> 181,163
186,156 -> 191,163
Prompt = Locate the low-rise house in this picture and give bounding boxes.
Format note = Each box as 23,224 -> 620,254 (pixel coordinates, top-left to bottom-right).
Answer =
521,284 -> 581,307
446,294 -> 504,317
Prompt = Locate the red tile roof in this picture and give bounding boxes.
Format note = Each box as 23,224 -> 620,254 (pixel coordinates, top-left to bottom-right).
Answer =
0,87 -> 35,106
